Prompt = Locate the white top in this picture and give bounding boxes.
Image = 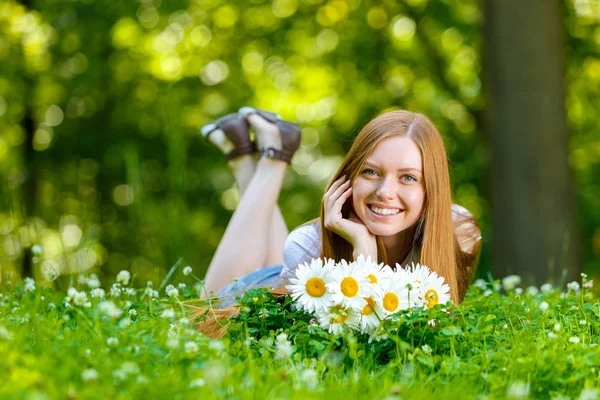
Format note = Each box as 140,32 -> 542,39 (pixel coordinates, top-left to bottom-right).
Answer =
281,203 -> 481,279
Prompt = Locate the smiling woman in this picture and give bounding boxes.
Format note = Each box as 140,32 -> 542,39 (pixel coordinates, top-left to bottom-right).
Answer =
315,110 -> 481,303
198,108 -> 481,321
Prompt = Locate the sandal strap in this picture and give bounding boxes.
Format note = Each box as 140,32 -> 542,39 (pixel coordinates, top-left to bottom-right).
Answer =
259,147 -> 294,163
226,142 -> 257,160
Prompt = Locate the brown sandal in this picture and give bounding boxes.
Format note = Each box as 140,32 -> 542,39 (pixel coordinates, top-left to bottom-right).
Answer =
238,107 -> 302,164
200,113 -> 256,160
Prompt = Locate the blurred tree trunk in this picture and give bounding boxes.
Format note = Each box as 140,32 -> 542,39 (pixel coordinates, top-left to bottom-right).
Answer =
483,1 -> 581,285
19,0 -> 35,278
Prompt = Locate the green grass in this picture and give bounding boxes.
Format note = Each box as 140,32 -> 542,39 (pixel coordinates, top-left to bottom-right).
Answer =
0,271 -> 598,399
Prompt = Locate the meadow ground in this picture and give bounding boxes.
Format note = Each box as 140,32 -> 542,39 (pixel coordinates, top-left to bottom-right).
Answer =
0,269 -> 598,400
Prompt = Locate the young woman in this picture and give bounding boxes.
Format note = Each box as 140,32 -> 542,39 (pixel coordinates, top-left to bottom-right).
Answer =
201,108 -> 481,308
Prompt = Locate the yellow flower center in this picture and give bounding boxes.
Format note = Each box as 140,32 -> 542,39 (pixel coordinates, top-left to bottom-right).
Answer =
341,277 -> 359,297
383,293 -> 399,312
306,277 -> 326,297
332,305 -> 348,323
333,313 -> 348,324
367,274 -> 377,284
362,297 -> 375,315
425,289 -> 439,308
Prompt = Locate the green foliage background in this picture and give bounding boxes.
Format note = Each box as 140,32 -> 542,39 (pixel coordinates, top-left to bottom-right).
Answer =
0,0 -> 598,284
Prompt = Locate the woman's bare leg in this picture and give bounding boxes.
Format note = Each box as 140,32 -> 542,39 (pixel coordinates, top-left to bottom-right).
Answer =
228,156 -> 289,267
204,114 -> 290,293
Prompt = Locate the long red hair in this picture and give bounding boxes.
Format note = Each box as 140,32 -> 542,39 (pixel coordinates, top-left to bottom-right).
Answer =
320,110 -> 478,303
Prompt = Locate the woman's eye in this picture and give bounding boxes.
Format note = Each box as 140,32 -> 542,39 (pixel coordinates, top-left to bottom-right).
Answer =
402,175 -> 417,182
362,168 -> 378,176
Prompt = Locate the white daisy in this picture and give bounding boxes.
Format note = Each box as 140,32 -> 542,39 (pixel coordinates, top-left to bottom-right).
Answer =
358,254 -> 393,293
316,304 -> 360,335
359,296 -> 385,334
418,268 -> 451,309
326,259 -> 371,310
286,258 -> 335,313
376,273 -> 411,316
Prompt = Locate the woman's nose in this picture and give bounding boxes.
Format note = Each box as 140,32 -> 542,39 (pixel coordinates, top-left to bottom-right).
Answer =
375,177 -> 397,200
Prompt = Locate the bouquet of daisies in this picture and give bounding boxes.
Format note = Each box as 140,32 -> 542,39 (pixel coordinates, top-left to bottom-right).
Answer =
285,255 -> 450,337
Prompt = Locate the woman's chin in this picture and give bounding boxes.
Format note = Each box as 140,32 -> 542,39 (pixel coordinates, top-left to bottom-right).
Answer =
364,223 -> 404,237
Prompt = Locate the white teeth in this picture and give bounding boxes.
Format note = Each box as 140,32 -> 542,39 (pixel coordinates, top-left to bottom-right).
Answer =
370,206 -> 400,216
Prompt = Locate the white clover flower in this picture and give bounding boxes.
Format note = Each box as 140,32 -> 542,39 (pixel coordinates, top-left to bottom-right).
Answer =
107,337 -> 119,347
161,309 -> 176,319
74,291 -> 89,307
116,270 -> 131,285
567,281 -> 581,292
24,277 -> 36,292
110,283 -> 122,297
502,275 -> 521,291
427,319 -> 436,328
275,340 -> 294,361
506,381 -> 530,399
299,369 -> 318,389
580,320 -> 587,325
128,309 -> 137,316
86,274 -> 101,289
184,341 -> 198,354
179,317 -> 189,325
124,288 -> 136,297
569,336 -> 581,344
165,285 -> 179,298
143,287 -> 158,298
166,337 -> 179,349
0,326 -> 13,340
209,340 -> 225,353
286,258 -> 335,313
183,266 -> 192,276
190,378 -> 206,388
554,323 -> 562,331
547,332 -> 557,339
81,369 -> 98,382
515,288 -> 523,295
31,244 -> 44,255
584,279 -> 594,289
578,388 -> 598,400
483,289 -> 493,297
98,300 -> 122,319
540,283 -> 553,292
539,301 -> 549,312
473,279 -> 487,290
421,344 -> 432,355
526,286 -> 539,296
120,362 -> 140,375
41,265 -> 59,281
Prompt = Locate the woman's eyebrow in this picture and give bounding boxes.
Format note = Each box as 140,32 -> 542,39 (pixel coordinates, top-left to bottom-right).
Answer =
364,162 -> 422,174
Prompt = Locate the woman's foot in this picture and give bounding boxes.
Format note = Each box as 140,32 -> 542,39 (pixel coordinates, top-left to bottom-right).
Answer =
200,113 -> 255,160
239,107 -> 302,164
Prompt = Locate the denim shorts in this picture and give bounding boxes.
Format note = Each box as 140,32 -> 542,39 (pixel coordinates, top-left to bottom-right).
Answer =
216,264 -> 286,308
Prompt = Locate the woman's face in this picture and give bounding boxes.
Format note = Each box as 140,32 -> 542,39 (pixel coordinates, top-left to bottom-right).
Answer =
351,136 -> 425,238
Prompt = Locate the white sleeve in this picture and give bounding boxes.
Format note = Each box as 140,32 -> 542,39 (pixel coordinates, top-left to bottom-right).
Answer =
451,203 -> 482,254
281,223 -> 321,279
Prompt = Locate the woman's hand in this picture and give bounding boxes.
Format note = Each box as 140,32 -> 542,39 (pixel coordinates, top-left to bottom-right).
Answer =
323,176 -> 378,260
